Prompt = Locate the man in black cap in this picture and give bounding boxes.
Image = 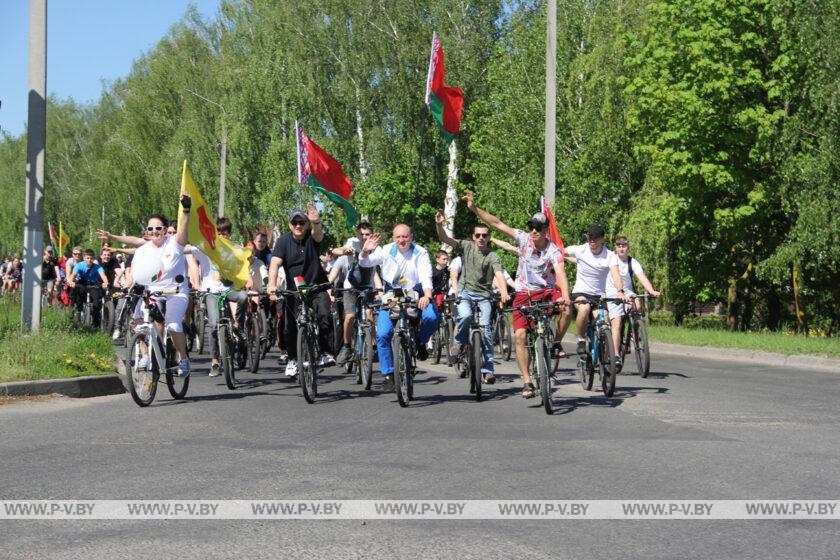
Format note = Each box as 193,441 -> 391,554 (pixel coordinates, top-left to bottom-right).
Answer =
267,202 -> 335,377
565,225 -> 627,368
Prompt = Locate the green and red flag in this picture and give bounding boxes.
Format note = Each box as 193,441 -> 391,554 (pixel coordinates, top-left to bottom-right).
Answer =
425,32 -> 463,146
296,122 -> 359,228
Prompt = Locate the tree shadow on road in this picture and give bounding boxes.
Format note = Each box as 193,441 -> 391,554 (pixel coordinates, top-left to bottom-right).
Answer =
545,382 -> 669,416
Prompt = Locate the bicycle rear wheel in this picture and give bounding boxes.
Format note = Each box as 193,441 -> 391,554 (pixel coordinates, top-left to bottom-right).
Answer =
195,302 -> 206,354
126,332 -> 157,407
537,337 -> 555,414
634,319 -> 651,377
431,323 -> 442,364
392,335 -> 410,408
164,338 -> 189,399
501,313 -> 513,361
101,299 -> 115,334
600,328 -> 617,397
297,329 -> 318,403
579,339 -> 595,391
471,330 -> 483,402
219,324 -> 237,390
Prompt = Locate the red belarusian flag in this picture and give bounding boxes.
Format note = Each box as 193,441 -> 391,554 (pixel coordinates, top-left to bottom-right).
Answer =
296,122 -> 359,228
541,197 -> 565,257
424,32 -> 463,146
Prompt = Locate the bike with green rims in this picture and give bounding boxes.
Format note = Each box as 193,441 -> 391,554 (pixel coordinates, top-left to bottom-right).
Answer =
617,294 -> 655,377
278,282 -> 333,404
125,289 -> 190,407
507,299 -> 567,414
575,295 -> 621,397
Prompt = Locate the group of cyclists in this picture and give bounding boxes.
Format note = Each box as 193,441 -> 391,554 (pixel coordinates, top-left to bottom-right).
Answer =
44,188 -> 661,407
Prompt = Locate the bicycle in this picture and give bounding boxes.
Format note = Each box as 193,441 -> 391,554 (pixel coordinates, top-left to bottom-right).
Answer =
383,288 -> 420,408
100,289 -> 117,335
450,294 -> 499,402
190,289 -> 207,355
430,297 -> 454,366
72,284 -> 101,328
575,295 -> 621,397
338,287 -> 379,391
257,292 -> 276,360
244,291 -> 264,373
125,289 -> 190,407
204,290 -> 240,390
493,303 -> 513,361
507,300 -> 566,414
617,294 -> 654,377
278,282 -> 332,404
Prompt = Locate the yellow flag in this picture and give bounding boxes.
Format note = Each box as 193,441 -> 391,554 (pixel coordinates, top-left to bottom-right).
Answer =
178,161 -> 252,289
58,222 -> 70,254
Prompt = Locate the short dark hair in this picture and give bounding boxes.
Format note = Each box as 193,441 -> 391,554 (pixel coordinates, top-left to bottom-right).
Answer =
357,220 -> 373,232
146,213 -> 168,227
216,217 -> 233,234
436,250 -> 449,258
614,235 -> 628,245
84,249 -> 95,257
473,223 -> 491,233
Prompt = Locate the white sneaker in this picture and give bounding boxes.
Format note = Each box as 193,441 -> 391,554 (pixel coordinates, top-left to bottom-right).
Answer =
317,353 -> 336,367
209,363 -> 221,377
284,360 -> 297,377
112,329 -> 121,341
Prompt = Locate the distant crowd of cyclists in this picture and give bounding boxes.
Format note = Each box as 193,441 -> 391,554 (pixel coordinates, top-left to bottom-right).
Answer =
27,188 -> 661,406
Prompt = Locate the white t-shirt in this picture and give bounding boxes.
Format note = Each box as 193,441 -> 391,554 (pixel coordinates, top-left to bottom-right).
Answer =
132,235 -> 187,292
565,243 -> 615,296
606,254 -> 644,296
448,256 -> 462,294
191,246 -> 226,293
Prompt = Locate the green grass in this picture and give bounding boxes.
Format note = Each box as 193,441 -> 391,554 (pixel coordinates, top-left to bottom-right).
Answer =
648,325 -> 840,358
0,296 -> 116,384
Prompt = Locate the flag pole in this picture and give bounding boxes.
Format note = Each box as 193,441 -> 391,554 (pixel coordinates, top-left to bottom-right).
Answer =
295,120 -> 304,208
415,32 -> 437,233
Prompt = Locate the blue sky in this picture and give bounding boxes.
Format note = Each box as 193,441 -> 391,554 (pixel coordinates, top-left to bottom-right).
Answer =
0,0 -> 221,138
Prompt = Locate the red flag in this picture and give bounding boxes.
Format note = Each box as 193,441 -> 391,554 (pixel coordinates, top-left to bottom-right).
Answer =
424,33 -> 463,145
541,197 -> 565,256
297,123 -> 359,227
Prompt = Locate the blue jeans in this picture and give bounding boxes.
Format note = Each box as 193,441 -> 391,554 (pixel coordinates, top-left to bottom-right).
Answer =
377,287 -> 439,377
454,290 -> 495,374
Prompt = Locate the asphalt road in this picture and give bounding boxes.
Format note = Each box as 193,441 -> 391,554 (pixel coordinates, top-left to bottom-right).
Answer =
1,344 -> 839,559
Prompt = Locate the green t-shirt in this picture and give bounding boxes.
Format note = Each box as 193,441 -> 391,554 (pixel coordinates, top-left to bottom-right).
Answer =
458,239 -> 502,296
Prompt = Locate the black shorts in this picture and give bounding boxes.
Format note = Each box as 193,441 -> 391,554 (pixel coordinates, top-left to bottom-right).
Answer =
571,292 -> 601,305
343,288 -> 374,315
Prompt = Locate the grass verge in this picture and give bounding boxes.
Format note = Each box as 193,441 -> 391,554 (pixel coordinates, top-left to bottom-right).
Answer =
648,325 -> 840,358
0,296 -> 116,384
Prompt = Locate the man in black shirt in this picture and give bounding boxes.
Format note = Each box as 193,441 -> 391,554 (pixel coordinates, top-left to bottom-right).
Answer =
98,248 -> 121,288
268,202 -> 335,377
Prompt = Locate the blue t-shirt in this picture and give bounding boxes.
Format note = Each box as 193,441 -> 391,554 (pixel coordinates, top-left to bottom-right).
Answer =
72,262 -> 104,285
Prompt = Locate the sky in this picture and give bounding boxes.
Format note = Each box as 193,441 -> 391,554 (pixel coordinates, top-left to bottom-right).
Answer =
0,0 -> 222,138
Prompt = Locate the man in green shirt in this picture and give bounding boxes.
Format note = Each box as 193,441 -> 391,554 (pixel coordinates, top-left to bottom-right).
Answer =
435,211 -> 511,383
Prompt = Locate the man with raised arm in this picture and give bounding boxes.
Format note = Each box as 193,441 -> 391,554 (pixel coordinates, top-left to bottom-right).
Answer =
358,224 -> 438,392
463,190 -> 570,399
435,212 -> 510,384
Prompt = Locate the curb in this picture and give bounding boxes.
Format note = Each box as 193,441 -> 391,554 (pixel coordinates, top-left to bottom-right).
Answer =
0,374 -> 126,398
559,335 -> 840,372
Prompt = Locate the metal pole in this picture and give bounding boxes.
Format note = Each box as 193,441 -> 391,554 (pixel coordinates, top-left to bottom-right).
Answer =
219,121 -> 226,218
22,0 -> 47,332
544,0 -> 557,208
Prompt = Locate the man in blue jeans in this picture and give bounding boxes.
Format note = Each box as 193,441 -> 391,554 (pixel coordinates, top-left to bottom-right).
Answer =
435,212 -> 511,384
358,224 -> 439,392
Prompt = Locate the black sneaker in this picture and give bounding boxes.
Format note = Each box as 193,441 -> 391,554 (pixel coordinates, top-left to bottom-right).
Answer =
336,346 -> 351,366
576,340 -> 586,355
416,344 -> 428,361
381,376 -> 395,392
614,357 -> 623,373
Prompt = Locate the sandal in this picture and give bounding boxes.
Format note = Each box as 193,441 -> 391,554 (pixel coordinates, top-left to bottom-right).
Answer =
552,341 -> 566,359
522,382 -> 536,399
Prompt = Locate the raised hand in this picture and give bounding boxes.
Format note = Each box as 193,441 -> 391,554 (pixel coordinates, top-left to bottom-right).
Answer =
180,194 -> 192,211
435,211 -> 445,224
362,232 -> 381,254
95,229 -> 111,241
307,201 -> 320,223
461,189 -> 476,210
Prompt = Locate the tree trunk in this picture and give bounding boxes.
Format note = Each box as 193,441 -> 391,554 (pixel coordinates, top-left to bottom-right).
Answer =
792,261 -> 806,334
442,139 -> 458,253
726,276 -> 738,331
766,289 -> 781,331
355,84 -> 368,181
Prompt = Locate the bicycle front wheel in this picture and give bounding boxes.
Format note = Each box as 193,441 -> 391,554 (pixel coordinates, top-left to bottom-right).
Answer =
126,332 -> 157,407
247,313 -> 261,373
219,324 -> 237,390
501,314 -> 513,361
297,328 -> 318,403
195,303 -> 206,354
360,327 -> 373,390
635,319 -> 651,377
579,339 -> 595,391
392,335 -> 410,408
600,328 -> 617,397
471,330 -> 483,402
537,337 -> 555,414
101,299 -> 115,334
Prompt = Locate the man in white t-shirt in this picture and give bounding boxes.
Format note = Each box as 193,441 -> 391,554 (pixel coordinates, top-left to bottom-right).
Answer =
606,236 -> 660,367
564,225 -> 627,367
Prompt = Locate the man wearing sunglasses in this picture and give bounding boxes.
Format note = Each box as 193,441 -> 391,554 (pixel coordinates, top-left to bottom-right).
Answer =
435,212 -> 510,384
65,246 -> 83,279
67,249 -> 109,327
268,202 -> 335,378
463,190 -> 570,399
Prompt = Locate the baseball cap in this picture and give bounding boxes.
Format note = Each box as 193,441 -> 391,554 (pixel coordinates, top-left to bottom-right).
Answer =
287,209 -> 308,222
528,212 -> 548,230
587,225 -> 606,239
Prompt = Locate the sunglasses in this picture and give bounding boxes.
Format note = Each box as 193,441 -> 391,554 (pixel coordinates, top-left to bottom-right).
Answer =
615,243 -> 628,247
473,233 -> 489,239
291,220 -> 307,227
72,252 -> 81,256
146,226 -> 165,232
528,224 -> 545,232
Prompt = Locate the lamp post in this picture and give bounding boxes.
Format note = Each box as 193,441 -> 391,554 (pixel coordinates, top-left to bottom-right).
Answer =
186,89 -> 227,217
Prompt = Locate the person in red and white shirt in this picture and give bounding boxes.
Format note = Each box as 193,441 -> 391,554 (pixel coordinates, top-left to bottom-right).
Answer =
463,190 -> 571,399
